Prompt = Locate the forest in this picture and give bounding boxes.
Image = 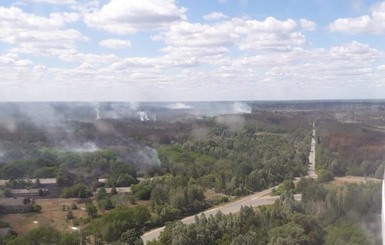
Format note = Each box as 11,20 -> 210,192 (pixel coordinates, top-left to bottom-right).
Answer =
0,101 -> 385,244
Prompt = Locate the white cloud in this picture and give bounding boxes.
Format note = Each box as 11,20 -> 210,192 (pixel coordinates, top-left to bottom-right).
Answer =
0,7 -> 85,56
154,17 -> 307,60
329,1 -> 385,34
378,64 -> 385,70
99,39 -> 132,49
204,12 -> 228,21
49,12 -> 80,25
0,53 -> 32,67
237,17 -> 305,51
84,0 -> 187,34
1,40 -> 384,101
300,18 -> 316,31
19,0 -> 75,4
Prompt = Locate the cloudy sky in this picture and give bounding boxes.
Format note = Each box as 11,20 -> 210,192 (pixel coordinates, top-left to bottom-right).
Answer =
0,0 -> 385,101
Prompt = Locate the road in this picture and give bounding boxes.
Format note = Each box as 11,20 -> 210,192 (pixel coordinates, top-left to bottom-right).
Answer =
142,125 -> 315,244
308,123 -> 317,178
142,188 -> 301,243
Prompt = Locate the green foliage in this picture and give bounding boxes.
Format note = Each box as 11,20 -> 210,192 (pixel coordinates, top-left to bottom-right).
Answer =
325,222 -> 370,245
132,181 -> 153,200
85,202 -> 98,219
33,167 -> 58,178
62,184 -> 92,198
157,181 -> 380,245
120,229 -> 143,245
106,161 -> 137,187
95,188 -> 114,210
0,220 -> 9,228
27,226 -> 61,245
273,179 -> 295,195
268,222 -> 307,245
66,210 -> 75,220
317,169 -> 333,183
87,206 -> 150,243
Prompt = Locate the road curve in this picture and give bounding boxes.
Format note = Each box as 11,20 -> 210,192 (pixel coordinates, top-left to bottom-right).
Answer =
141,187 -> 301,243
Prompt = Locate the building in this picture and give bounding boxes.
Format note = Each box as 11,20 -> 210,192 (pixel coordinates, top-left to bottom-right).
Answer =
11,188 -> 49,197
0,178 -> 57,187
0,198 -> 34,214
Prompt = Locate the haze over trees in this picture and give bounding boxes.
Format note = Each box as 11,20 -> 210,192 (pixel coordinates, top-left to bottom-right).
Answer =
1,101 -> 384,244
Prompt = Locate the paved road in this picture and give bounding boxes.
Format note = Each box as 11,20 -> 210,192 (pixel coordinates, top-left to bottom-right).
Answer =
142,126 -> 315,244
308,123 -> 317,178
141,188 -> 301,243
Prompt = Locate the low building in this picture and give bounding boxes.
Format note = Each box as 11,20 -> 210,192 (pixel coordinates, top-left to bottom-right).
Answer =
11,188 -> 49,197
0,178 -> 57,187
0,198 -> 34,214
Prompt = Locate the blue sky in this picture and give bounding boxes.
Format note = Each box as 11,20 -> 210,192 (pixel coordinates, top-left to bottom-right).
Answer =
0,0 -> 384,101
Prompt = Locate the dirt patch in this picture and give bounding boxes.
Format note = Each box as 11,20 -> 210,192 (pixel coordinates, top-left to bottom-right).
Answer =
0,198 -> 88,235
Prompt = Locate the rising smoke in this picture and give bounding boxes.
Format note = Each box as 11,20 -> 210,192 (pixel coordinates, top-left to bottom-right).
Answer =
135,146 -> 161,166
60,141 -> 100,153
168,102 -> 193,110
232,102 -> 252,114
95,103 -> 101,120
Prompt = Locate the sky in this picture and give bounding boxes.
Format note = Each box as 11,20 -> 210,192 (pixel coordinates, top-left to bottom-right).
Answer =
0,0 -> 385,101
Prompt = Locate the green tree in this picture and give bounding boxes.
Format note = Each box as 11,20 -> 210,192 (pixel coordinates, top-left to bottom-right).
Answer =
120,229 -> 143,245
86,202 -> 98,219
27,226 -> 61,245
325,222 -> 369,245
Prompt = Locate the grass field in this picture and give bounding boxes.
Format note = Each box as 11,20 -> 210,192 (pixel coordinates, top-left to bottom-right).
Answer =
0,198 -> 88,235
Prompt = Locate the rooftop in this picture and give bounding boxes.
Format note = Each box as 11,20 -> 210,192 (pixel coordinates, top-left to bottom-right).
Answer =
0,178 -> 56,186
11,189 -> 40,194
0,197 -> 26,206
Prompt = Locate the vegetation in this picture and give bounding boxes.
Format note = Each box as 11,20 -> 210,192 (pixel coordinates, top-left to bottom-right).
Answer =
1,101 -> 384,244
150,179 -> 381,245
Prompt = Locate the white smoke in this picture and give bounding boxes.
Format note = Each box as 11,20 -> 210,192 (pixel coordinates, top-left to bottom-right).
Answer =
95,104 -> 101,120
232,102 -> 252,114
0,117 -> 17,133
168,102 -> 193,110
215,114 -> 245,132
61,141 -> 100,152
129,101 -> 139,111
17,103 -> 64,128
135,146 -> 161,168
138,111 -> 150,121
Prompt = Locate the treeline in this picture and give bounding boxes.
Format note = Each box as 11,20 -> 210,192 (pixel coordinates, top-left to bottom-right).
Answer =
0,112 -> 315,244
0,149 -> 137,186
157,117 -> 310,196
149,179 -> 381,245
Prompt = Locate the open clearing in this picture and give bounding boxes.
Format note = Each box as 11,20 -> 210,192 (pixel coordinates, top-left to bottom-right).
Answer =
0,198 -> 88,235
